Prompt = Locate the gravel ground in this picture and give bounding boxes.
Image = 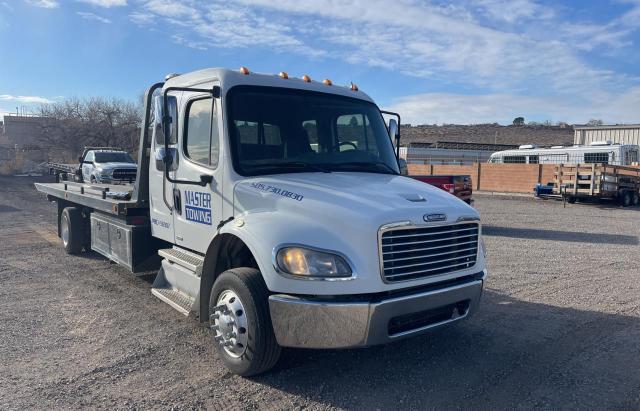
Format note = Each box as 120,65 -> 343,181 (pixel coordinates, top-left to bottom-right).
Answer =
0,176 -> 639,410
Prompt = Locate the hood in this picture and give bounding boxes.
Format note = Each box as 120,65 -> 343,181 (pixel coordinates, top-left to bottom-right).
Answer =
95,162 -> 138,170
234,172 -> 478,227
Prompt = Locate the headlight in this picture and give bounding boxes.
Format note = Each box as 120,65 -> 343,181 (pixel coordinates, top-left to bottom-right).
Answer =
276,247 -> 352,278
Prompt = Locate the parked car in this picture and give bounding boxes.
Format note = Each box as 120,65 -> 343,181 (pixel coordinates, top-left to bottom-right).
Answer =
411,174 -> 473,204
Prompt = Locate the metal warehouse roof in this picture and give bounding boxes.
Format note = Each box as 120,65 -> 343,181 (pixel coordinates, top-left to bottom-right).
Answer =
574,124 -> 640,130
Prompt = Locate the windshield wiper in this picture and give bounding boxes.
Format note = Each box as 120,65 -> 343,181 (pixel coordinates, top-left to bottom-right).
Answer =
248,161 -> 331,173
333,161 -> 399,175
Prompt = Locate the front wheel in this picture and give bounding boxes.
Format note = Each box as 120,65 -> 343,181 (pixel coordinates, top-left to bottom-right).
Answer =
209,268 -> 281,376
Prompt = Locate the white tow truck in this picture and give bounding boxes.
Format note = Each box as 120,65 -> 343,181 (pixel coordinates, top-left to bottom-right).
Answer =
35,67 -> 488,376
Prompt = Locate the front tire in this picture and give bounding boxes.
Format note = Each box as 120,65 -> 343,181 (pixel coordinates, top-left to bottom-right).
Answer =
61,207 -> 85,254
209,268 -> 281,376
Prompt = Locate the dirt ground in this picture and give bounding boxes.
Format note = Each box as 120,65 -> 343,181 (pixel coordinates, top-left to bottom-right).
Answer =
1,176 -> 639,410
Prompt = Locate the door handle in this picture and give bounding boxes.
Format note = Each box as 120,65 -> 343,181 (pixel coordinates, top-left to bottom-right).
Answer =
173,188 -> 182,215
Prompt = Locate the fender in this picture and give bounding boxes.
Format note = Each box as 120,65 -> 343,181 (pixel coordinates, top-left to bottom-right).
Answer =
197,220 -> 267,322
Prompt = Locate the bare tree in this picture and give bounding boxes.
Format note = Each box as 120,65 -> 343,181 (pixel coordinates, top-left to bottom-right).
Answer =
37,97 -> 142,155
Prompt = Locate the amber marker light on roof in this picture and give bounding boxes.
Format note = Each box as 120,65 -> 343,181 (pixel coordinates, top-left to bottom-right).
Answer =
302,75 -> 311,82
350,82 -> 359,91
322,79 -> 333,86
239,66 -> 250,75
279,71 -> 289,79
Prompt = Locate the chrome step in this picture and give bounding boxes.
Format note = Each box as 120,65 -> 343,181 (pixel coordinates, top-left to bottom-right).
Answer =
151,287 -> 194,316
152,246 -> 203,316
158,246 -> 204,277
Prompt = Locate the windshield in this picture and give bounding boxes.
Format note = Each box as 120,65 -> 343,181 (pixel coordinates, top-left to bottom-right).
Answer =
94,152 -> 135,163
227,86 -> 399,176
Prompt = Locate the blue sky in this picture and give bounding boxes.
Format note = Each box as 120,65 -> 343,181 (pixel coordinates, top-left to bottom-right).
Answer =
1,0 -> 639,125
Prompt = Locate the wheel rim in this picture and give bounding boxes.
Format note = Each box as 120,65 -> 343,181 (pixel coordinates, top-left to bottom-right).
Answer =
61,216 -> 69,247
211,289 -> 248,358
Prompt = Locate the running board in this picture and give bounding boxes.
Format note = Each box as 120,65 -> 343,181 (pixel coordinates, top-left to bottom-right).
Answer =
151,287 -> 194,316
158,247 -> 204,276
152,247 -> 204,316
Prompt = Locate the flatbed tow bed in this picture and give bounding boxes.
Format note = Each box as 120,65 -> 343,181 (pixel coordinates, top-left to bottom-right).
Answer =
34,181 -> 144,216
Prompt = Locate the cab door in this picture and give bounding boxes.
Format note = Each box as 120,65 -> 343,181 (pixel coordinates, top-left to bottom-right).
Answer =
172,88 -> 223,253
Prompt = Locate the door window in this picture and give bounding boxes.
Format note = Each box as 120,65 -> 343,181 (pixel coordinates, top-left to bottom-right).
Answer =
184,97 -> 219,168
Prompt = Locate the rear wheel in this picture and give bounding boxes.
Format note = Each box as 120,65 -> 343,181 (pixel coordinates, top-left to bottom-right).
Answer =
567,196 -> 577,204
209,268 -> 281,376
619,191 -> 632,207
60,207 -> 85,254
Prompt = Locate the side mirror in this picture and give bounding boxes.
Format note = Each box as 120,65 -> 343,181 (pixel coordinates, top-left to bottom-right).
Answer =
398,158 -> 408,176
155,147 -> 178,171
388,118 -> 399,139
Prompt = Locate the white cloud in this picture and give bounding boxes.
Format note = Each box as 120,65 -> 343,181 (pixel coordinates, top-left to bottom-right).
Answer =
129,11 -> 154,25
472,0 -> 554,23
127,0 -> 640,124
24,0 -> 58,8
77,11 -> 111,23
386,88 -> 640,125
0,94 -> 54,104
137,0 -> 326,57
77,0 -> 126,6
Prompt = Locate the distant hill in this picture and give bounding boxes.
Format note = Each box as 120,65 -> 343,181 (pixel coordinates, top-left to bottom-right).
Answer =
400,124 -> 575,147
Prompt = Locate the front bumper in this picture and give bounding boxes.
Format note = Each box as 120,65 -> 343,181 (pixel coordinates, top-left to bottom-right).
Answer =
268,270 -> 486,348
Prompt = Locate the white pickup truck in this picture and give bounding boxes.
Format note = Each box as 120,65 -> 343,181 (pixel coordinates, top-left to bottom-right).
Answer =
80,148 -> 137,184
35,67 -> 487,376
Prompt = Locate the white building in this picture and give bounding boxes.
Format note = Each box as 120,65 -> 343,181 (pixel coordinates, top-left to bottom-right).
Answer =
574,125 -> 640,146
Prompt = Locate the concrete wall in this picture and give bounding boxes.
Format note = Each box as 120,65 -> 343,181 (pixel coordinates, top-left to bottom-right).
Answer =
408,163 -> 557,193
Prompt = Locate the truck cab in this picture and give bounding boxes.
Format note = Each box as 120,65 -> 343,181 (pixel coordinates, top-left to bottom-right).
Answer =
36,67 -> 487,377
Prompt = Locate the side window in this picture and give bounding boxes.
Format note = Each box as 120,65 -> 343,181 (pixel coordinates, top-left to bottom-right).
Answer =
236,121 -> 259,144
503,156 -> 526,164
584,152 -> 609,164
234,121 -> 280,146
336,114 -> 377,153
528,155 -> 539,164
154,95 -> 178,145
184,97 -> 219,168
84,151 -> 94,162
264,123 -> 281,146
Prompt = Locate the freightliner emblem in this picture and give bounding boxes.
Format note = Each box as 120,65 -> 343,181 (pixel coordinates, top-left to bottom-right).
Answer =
424,213 -> 447,222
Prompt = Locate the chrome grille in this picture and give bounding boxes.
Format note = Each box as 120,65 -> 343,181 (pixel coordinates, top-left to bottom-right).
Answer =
380,223 -> 479,282
112,169 -> 137,181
